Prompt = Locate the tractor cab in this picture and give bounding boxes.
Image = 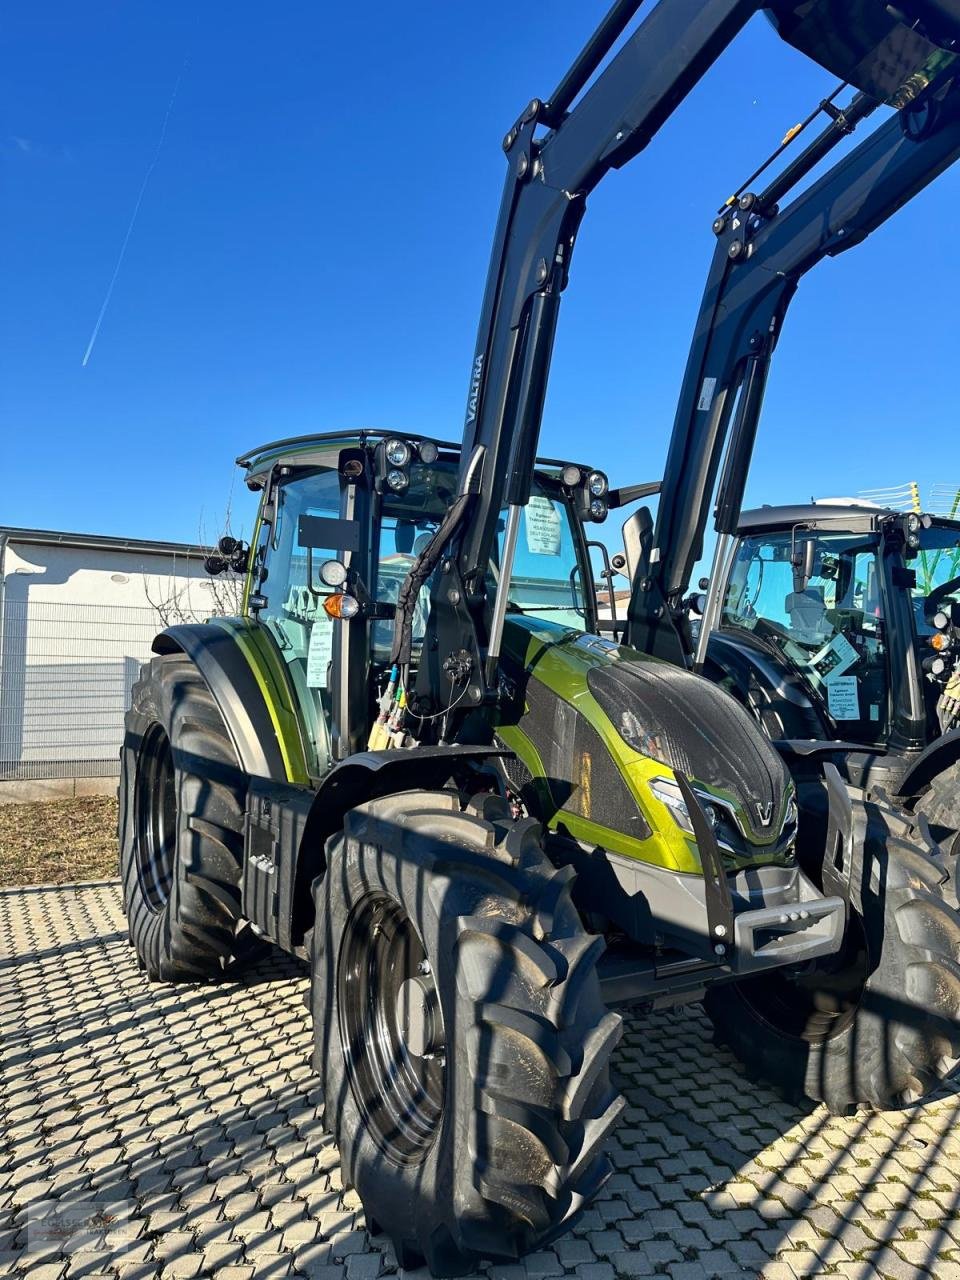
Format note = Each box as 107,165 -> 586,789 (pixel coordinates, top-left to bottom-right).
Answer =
699,503 -> 960,757
231,431 -> 609,778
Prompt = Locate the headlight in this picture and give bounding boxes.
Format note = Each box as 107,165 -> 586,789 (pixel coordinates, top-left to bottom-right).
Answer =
385,438 -> 412,467
561,464 -> 582,487
386,468 -> 409,492
587,470 -> 609,497
785,794 -> 798,828
319,559 -> 348,587
649,777 -> 716,833
906,512 -> 922,534
589,498 -> 608,522
418,440 -> 439,464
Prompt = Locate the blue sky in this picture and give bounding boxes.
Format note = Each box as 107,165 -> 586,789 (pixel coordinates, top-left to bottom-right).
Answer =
4,2 -> 959,555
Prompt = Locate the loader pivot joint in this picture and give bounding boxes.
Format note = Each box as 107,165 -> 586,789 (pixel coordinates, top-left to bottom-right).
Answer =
442,649 -> 473,684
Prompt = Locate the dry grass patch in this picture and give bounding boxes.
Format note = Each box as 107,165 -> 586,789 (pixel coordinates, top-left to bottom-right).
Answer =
0,796 -> 118,887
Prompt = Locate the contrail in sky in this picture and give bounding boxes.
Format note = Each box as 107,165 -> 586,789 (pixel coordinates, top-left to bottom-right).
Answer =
81,53 -> 189,367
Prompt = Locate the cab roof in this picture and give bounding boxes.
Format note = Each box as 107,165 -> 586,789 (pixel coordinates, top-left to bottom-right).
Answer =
739,502 -> 960,533
237,429 -> 593,488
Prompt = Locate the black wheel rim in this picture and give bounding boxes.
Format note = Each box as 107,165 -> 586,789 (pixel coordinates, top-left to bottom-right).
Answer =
133,723 -> 178,914
736,911 -> 869,1045
338,893 -> 446,1165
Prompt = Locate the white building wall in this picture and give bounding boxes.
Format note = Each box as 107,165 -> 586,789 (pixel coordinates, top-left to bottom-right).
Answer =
0,538 -> 217,786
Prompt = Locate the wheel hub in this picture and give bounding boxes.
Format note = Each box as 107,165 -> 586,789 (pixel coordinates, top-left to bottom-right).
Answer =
133,722 -> 178,914
396,976 -> 442,1058
338,893 -> 446,1165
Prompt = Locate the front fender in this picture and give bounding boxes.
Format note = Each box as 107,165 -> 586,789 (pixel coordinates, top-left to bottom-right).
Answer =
152,622 -> 290,782
896,728 -> 960,802
289,745 -> 508,945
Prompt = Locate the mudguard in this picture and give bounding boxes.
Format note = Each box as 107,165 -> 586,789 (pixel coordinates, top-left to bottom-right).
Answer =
896,728 -> 960,801
246,745 -> 508,949
705,631 -> 827,741
152,622 -> 290,782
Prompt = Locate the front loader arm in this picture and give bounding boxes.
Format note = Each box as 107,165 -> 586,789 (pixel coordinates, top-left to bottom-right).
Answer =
404,0 -> 960,723
413,0 -> 761,717
626,70 -> 960,664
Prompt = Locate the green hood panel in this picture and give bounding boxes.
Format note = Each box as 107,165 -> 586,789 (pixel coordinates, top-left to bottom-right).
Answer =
496,617 -> 795,876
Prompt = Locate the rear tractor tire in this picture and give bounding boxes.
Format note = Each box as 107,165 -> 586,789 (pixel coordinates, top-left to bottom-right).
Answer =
310,790 -> 624,1276
119,654 -> 252,982
705,791 -> 960,1112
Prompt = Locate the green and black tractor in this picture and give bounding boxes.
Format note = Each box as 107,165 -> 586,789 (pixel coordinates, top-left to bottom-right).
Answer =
120,3 -> 960,1272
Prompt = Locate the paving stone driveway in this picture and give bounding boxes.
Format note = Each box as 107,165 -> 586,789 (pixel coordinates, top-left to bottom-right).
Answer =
2,881 -> 960,1280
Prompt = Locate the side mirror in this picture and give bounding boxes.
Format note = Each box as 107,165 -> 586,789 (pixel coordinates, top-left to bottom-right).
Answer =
791,536 -> 816,593
207,538 -> 249,576
685,592 -> 707,616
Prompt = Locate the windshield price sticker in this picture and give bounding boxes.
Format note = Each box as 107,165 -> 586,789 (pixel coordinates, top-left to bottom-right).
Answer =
307,614 -> 334,687
525,496 -> 562,557
827,676 -> 860,721
808,633 -> 859,685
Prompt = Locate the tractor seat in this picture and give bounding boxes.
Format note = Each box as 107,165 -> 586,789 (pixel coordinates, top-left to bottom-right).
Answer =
785,587 -> 828,642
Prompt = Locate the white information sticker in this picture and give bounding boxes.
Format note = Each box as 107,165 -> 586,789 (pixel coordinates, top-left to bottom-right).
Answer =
827,676 -> 860,721
306,615 -> 334,687
525,496 -> 562,557
697,377 -> 717,412
808,633 -> 859,684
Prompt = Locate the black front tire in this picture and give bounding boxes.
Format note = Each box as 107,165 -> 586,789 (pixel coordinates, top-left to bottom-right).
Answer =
310,791 -> 624,1276
913,759 -> 960,862
119,654 -> 250,982
705,793 -> 960,1112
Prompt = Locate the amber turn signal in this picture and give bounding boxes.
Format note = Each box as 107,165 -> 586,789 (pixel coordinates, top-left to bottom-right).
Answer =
323,593 -> 360,620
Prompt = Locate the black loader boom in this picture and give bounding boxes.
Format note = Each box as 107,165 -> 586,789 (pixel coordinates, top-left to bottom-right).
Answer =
406,0 -> 960,730
622,62 -> 960,666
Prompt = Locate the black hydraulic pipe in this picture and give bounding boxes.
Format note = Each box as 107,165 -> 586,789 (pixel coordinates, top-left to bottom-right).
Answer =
542,0 -> 646,126
505,291 -> 561,507
720,82 -> 848,213
713,352 -> 771,535
756,91 -> 880,212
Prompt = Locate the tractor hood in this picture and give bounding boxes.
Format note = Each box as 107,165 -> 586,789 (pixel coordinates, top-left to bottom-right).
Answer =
496,617 -> 795,877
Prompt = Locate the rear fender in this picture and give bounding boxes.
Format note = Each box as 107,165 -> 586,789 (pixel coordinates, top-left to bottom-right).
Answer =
705,631 -> 827,740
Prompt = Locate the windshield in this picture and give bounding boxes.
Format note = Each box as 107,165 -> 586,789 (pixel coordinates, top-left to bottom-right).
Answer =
373,461 -> 590,652
913,524 -> 960,634
496,493 -> 589,629
254,458 -> 593,723
721,529 -> 888,742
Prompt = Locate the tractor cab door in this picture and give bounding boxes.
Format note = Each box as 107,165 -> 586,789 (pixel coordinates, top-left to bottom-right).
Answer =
248,464 -> 356,778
